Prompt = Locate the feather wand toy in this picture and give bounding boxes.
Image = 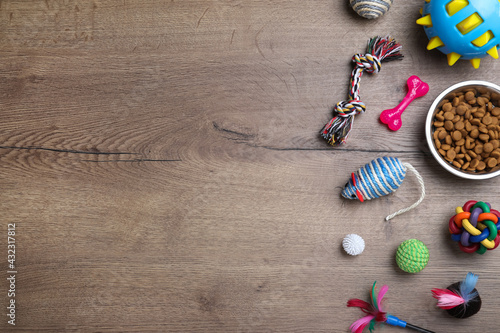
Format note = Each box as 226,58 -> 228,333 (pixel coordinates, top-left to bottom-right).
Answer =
347,282 -> 435,333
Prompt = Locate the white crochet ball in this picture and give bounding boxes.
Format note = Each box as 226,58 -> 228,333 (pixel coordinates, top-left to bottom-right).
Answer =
342,234 -> 365,256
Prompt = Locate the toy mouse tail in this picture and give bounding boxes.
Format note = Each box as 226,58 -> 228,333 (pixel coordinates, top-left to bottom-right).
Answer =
385,163 -> 425,221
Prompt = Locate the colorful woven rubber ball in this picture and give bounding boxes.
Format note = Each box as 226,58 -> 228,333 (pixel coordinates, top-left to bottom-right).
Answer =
396,239 -> 429,273
449,200 -> 500,254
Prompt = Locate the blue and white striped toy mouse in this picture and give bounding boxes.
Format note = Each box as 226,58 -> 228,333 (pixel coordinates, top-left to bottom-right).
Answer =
341,157 -> 425,221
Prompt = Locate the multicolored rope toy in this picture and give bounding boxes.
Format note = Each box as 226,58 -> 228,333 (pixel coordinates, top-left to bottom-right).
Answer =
321,36 -> 403,146
347,282 -> 435,332
449,200 -> 500,254
432,272 -> 481,319
341,157 -> 425,221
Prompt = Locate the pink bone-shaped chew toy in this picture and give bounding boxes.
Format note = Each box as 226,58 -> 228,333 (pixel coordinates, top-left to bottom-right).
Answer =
380,75 -> 429,131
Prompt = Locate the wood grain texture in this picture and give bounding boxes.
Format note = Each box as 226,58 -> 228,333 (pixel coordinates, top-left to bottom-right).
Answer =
1,0 -> 500,332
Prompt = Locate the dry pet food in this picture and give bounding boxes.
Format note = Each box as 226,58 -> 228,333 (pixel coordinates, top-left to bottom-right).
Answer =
432,88 -> 500,173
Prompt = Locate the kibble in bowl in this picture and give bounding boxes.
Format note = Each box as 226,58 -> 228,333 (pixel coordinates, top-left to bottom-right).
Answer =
425,81 -> 500,180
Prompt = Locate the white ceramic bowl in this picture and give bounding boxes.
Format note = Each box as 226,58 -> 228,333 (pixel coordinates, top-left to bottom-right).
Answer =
425,80 -> 500,180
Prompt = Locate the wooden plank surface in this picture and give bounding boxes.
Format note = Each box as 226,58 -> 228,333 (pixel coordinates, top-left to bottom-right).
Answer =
1,0 -> 500,332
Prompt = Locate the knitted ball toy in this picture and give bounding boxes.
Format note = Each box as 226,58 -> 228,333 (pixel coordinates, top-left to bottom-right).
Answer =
432,272 -> 481,319
349,0 -> 393,19
396,239 -> 429,273
417,0 -> 500,68
449,200 -> 500,254
343,234 -> 365,256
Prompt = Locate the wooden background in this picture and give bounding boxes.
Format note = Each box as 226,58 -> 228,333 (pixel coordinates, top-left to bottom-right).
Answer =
1,1 -> 500,332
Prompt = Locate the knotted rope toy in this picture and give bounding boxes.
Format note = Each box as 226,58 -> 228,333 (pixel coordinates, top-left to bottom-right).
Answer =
341,157 -> 425,221
432,272 -> 481,319
449,200 -> 500,254
321,36 -> 403,146
347,282 -> 435,333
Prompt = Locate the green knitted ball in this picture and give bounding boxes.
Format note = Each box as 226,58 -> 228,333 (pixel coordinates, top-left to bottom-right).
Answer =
396,239 -> 429,273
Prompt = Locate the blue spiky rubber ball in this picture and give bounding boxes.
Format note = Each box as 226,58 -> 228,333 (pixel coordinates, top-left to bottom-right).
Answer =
417,0 -> 500,68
